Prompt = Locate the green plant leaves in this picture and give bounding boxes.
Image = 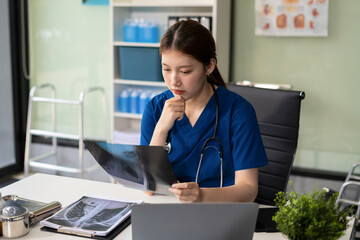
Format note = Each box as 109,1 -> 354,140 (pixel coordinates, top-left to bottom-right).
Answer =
272,188 -> 352,240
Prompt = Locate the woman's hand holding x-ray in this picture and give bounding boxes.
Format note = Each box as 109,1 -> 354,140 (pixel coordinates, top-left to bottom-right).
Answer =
169,182 -> 202,203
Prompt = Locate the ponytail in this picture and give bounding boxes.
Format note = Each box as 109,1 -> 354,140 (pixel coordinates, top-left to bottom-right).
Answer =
208,66 -> 226,88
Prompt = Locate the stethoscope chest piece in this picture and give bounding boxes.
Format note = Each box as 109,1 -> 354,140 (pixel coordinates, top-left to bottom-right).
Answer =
165,141 -> 171,153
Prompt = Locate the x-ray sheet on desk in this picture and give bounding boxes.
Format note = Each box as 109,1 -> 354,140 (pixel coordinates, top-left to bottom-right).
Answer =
84,141 -> 178,196
40,195 -> 142,236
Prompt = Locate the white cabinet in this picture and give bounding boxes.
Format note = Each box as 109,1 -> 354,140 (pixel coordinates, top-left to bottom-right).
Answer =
110,0 -> 231,144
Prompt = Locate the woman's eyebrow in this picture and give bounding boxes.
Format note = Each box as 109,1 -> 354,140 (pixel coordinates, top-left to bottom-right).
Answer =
162,63 -> 193,68
178,65 -> 193,68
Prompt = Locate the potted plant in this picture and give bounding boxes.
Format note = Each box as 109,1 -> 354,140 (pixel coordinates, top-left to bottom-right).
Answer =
273,187 -> 353,240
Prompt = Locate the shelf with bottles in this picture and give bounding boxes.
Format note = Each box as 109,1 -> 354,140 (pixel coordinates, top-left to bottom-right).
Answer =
112,7 -> 213,43
111,5 -> 215,85
112,14 -> 213,85
113,84 -> 167,118
109,0 -> 231,143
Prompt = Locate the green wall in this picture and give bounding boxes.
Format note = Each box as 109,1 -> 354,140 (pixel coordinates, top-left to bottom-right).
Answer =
29,0 -> 360,173
29,0 -> 109,140
232,0 -> 360,172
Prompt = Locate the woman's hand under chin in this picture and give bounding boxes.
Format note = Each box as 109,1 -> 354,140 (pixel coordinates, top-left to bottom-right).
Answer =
169,182 -> 202,203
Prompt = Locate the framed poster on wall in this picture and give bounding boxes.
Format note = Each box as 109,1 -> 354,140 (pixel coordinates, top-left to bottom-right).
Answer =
255,0 -> 329,37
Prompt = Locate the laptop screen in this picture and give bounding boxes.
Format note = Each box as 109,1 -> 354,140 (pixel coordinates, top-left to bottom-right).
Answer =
132,203 -> 259,240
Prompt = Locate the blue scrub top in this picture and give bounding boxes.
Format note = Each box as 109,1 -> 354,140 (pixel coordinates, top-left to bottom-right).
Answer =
140,86 -> 268,188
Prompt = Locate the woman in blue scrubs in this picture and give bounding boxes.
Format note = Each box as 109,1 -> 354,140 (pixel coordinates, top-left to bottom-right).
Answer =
140,20 -> 268,202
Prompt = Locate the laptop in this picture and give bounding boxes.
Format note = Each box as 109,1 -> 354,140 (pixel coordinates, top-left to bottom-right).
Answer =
131,203 -> 259,240
83,141 -> 178,195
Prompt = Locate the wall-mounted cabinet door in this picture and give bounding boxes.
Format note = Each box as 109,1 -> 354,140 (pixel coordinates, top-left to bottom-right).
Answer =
0,0 -> 28,176
0,0 -> 16,171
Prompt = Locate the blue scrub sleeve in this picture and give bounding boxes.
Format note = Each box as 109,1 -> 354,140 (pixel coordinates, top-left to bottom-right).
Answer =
140,102 -> 156,146
231,101 -> 268,170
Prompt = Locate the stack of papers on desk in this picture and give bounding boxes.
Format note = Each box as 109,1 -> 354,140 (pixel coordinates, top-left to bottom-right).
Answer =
113,130 -> 140,145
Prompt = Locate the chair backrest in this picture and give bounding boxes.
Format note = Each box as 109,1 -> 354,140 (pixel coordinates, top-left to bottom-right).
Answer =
227,84 -> 305,205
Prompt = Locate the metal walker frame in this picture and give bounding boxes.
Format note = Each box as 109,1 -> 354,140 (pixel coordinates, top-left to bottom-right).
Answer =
24,83 -> 109,178
336,162 -> 360,218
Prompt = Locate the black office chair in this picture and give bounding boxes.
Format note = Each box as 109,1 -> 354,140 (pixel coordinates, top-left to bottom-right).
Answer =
227,84 -> 305,205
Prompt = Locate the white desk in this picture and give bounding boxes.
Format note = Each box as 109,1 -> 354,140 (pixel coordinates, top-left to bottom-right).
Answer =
1,173 -> 354,240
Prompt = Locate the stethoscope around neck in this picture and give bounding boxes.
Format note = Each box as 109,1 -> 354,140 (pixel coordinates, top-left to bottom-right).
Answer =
165,84 -> 224,187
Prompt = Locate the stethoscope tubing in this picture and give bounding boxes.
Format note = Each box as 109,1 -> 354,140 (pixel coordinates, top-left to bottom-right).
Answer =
166,83 -> 224,187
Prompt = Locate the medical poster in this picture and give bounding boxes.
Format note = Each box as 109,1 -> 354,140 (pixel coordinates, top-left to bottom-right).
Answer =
255,0 -> 329,37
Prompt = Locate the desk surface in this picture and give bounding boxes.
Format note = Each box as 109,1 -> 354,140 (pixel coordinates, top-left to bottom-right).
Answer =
1,173 -> 354,240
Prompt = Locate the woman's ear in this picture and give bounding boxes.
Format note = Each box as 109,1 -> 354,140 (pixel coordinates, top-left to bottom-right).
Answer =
206,58 -> 216,75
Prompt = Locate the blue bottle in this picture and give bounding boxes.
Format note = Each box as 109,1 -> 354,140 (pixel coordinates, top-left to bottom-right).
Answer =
126,88 -> 133,113
138,20 -> 159,43
130,89 -> 140,114
118,89 -> 129,113
139,90 -> 150,114
123,19 -> 139,42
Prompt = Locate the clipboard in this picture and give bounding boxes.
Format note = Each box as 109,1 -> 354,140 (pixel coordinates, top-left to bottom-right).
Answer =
40,195 -> 141,239
40,216 -> 131,240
